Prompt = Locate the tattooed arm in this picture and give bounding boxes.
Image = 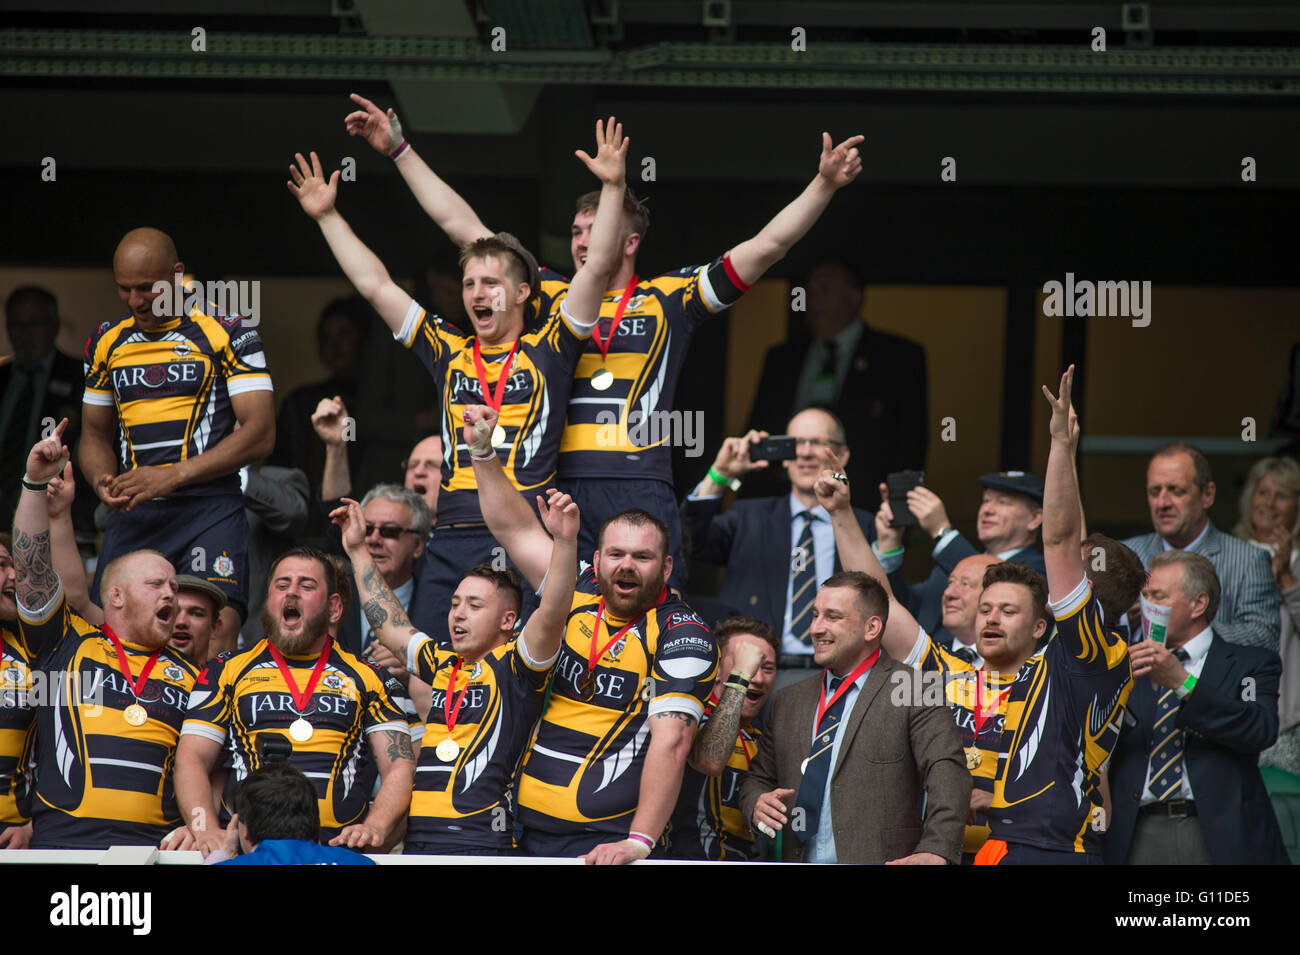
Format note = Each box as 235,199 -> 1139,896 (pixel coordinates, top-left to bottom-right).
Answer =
688,638 -> 765,776
331,498 -> 419,661
13,420 -> 71,613
332,727 -> 416,852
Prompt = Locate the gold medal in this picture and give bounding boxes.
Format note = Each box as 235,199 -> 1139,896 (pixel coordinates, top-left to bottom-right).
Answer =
965,747 -> 982,770
491,425 -> 507,448
577,671 -> 597,702
435,737 -> 460,762
289,718 -> 314,742
123,703 -> 148,727
590,367 -> 614,391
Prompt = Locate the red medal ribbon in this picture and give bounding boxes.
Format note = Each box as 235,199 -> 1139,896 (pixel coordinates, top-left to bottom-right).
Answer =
590,274 -> 639,362
586,586 -> 666,676
267,637 -> 333,715
971,669 -> 1011,743
102,624 -> 161,700
815,646 -> 880,732
442,657 -> 471,736
471,336 -> 522,416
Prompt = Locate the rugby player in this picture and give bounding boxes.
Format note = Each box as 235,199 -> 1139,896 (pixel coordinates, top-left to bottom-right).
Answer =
0,533 -> 35,850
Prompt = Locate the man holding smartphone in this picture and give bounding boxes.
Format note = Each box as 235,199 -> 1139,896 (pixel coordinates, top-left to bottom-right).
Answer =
682,407 -> 876,689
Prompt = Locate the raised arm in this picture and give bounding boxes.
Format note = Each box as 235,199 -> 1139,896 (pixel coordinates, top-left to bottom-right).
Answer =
334,498 -> 418,660
689,430 -> 770,500
312,396 -> 354,501
688,639 -> 765,776
1041,365 -> 1086,602
45,461 -> 103,626
13,419 -> 70,613
287,150 -> 414,334
562,118 -> 629,327
463,405 -> 553,590
520,490 -> 580,664
344,93 -> 494,247
727,132 -> 863,286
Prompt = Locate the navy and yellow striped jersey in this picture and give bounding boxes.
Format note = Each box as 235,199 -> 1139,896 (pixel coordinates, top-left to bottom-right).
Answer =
903,629 -> 1016,855
404,633 -> 554,850
393,299 -> 591,525
83,309 -> 272,496
669,696 -> 761,860
538,258 -> 748,484
989,579 -> 1133,855
182,638 -> 417,836
0,623 -> 37,826
517,569 -> 717,835
17,586 -> 200,849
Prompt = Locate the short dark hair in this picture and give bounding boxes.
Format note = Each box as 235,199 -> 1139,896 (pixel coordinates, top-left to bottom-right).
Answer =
4,286 -> 58,324
713,616 -> 779,657
981,562 -> 1049,625
233,763 -> 321,845
576,186 -> 650,243
458,232 -> 540,299
820,571 -> 889,626
1151,442 -> 1213,490
461,563 -> 523,616
269,546 -> 340,600
597,508 -> 670,557
1081,533 -> 1147,622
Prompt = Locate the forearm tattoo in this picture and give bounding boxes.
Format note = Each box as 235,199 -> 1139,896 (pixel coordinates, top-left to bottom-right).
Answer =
13,529 -> 59,609
383,729 -> 416,763
692,683 -> 745,768
360,564 -> 413,632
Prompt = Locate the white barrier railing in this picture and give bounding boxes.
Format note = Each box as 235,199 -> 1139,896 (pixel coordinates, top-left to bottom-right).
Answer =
0,847 -> 739,865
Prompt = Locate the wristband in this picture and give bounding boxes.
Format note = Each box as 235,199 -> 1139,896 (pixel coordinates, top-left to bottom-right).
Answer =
879,547 -> 904,557
1174,673 -> 1198,700
724,681 -> 750,693
388,139 -> 410,160
470,450 -> 497,462
627,831 -> 655,850
707,466 -> 741,492
21,474 -> 51,492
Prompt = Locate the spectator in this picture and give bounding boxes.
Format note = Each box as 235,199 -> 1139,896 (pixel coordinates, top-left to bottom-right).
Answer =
746,259 -> 927,497
206,764 -> 374,865
877,471 -> 1047,644
1122,442 -> 1280,652
14,420 -> 201,849
0,286 -> 88,532
174,545 -> 418,856
80,227 -> 275,656
669,617 -> 776,861
682,408 -> 875,689
1232,456 -> 1300,775
1104,550 -> 1289,864
0,533 -> 35,850
266,296 -> 368,501
739,571 -> 968,864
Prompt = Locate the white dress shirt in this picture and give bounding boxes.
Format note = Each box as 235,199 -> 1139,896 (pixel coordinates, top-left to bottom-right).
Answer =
781,494 -> 837,656
1139,625 -> 1213,804
804,662 -> 873,864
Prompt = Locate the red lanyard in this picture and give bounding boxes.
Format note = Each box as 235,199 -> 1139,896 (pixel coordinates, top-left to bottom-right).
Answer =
971,669 -> 1011,740
103,625 -> 160,698
267,637 -> 332,714
443,657 -> 470,735
471,336 -> 521,415
815,647 -> 880,731
590,275 -> 638,361
586,587 -> 665,675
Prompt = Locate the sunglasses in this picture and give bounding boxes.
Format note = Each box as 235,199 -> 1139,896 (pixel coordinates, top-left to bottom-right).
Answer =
365,523 -> 421,540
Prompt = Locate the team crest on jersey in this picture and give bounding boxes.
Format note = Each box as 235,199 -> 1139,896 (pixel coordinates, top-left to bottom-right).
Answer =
163,664 -> 186,682
625,295 -> 650,311
172,341 -> 192,358
1,666 -> 23,685
212,553 -> 234,578
322,672 -> 346,691
606,636 -> 627,661
470,661 -> 483,680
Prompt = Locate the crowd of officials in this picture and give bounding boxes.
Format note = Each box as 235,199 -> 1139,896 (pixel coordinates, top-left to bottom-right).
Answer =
0,101 -> 1294,865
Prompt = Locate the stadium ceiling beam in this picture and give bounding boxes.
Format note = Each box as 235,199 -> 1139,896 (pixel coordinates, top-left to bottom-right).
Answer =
2,30 -> 1298,95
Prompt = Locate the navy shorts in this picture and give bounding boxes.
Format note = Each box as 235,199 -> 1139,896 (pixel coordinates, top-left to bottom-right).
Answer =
559,477 -> 684,589
91,492 -> 249,620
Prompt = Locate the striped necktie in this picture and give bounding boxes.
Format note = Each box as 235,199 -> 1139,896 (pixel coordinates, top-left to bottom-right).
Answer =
789,511 -> 817,647
1148,647 -> 1191,802
793,674 -> 846,843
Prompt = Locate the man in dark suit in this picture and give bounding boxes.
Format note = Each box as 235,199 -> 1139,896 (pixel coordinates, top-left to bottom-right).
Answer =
682,408 -> 875,688
0,286 -> 87,530
878,471 -> 1047,642
745,260 -> 927,497
1104,549 -> 1289,864
739,571 -> 968,864
1122,442 -> 1280,652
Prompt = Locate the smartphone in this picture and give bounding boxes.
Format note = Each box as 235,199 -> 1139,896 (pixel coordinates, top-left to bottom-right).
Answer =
886,470 -> 926,527
750,435 -> 797,463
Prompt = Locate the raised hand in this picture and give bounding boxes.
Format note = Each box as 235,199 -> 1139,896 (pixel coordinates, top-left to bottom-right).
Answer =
312,395 -> 350,447
25,417 -> 68,485
813,447 -> 851,513
817,132 -> 865,189
44,460 -> 75,519
875,483 -> 903,550
538,488 -> 580,543
462,404 -> 498,458
330,497 -> 368,557
711,430 -> 770,481
344,93 -> 402,155
906,486 -> 950,538
1042,364 -> 1076,443
286,151 -> 340,220
730,637 -> 765,680
574,116 -> 629,187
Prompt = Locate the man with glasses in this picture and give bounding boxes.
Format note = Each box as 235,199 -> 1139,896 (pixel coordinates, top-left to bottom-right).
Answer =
683,408 -> 876,689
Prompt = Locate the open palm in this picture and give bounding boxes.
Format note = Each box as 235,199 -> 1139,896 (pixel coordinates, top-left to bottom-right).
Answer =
575,116 -> 629,186
287,151 -> 340,220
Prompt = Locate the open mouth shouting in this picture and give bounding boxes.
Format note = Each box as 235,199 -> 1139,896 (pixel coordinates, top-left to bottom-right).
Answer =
281,600 -> 303,631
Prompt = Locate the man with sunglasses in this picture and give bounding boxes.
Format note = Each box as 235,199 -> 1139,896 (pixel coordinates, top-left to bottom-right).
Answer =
683,408 -> 876,690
